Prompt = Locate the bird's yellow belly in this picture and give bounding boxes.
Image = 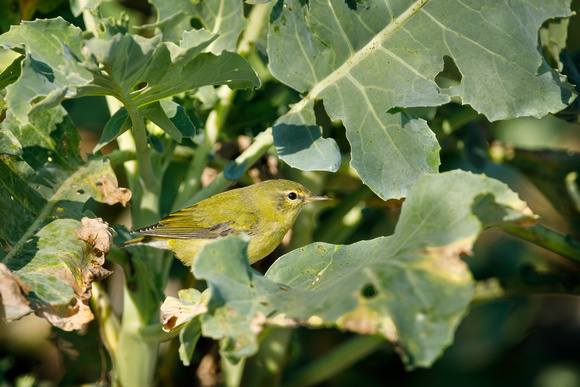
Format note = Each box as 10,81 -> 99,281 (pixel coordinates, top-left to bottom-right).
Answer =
167,238 -> 211,267
247,225 -> 289,264
165,223 -> 289,266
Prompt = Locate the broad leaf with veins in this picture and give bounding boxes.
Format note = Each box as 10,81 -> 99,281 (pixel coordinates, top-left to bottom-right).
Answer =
268,0 -> 575,199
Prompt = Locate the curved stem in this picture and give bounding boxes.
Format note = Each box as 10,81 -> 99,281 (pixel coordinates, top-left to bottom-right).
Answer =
502,224 -> 580,264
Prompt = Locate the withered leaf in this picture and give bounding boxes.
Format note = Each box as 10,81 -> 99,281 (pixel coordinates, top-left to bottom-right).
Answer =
96,175 -> 132,206
0,263 -> 33,321
75,217 -> 116,256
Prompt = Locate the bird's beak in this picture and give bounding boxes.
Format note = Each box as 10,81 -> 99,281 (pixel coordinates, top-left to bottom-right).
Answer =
304,194 -> 332,203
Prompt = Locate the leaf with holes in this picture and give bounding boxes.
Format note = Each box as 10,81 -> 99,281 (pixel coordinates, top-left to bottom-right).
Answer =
0,17 -> 260,124
162,170 -> 536,367
268,0 -> 575,199
0,106 -> 124,330
0,18 -> 91,124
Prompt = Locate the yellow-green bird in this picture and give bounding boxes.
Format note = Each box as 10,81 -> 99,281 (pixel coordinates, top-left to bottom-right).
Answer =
124,179 -> 330,267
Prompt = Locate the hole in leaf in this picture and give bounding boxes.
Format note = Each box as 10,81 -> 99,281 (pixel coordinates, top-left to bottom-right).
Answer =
361,283 -> 377,299
387,106 -> 405,115
345,0 -> 357,10
435,55 -> 462,89
76,189 -> 85,195
190,18 -> 203,30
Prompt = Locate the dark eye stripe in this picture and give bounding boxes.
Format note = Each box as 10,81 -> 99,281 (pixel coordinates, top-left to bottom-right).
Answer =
287,192 -> 297,200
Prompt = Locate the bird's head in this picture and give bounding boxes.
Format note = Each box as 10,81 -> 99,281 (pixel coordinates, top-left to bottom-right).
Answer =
252,179 -> 331,221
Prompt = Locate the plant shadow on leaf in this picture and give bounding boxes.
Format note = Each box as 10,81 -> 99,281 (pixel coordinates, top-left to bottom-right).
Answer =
4,236 -> 40,272
471,193 -> 523,229
273,123 -> 322,155
29,56 -> 55,83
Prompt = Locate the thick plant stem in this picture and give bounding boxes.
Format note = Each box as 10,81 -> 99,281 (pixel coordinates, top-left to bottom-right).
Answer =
222,356 -> 246,387
283,335 -> 385,387
502,224 -> 580,264
81,11 -> 164,387
124,102 -> 161,227
112,100 -> 163,387
113,283 -> 160,387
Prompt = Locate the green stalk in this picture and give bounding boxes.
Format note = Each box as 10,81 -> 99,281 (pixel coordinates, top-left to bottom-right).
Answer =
81,10 -> 165,387
222,356 -> 247,387
90,282 -> 120,354
113,283 -> 160,387
183,127 -> 274,207
124,102 -> 161,227
502,224 -> 580,264
283,335 -> 385,387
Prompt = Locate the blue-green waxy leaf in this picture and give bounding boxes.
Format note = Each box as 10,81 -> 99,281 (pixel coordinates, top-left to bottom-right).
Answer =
148,134 -> 165,153
0,18 -> 91,124
151,0 -> 247,52
1,18 -> 260,124
267,0 -> 576,199
77,31 -> 260,107
69,0 -> 101,17
273,100 -> 341,172
176,170 -> 536,368
179,317 -> 202,366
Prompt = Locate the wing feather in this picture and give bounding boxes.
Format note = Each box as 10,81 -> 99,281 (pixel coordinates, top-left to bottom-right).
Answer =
133,202 -> 259,240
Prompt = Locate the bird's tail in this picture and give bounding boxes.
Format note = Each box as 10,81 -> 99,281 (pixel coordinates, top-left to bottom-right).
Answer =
123,236 -> 171,250
124,236 -> 146,247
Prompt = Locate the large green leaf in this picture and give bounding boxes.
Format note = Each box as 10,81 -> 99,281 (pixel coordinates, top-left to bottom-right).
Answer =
164,170 -> 536,368
0,17 -> 260,132
0,106 -> 119,330
268,0 -> 576,199
0,18 -> 91,124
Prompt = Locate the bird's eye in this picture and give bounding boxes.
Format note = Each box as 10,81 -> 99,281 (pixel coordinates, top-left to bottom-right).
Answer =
287,192 -> 297,200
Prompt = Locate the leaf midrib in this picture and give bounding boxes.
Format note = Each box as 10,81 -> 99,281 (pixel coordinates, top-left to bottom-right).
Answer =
289,0 -> 430,114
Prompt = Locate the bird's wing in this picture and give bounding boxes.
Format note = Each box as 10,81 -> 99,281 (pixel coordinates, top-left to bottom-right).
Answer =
133,204 -> 259,240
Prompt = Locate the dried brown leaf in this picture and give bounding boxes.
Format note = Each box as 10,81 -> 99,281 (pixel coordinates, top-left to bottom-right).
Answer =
161,296 -> 208,332
74,217 -> 116,256
96,175 -> 132,206
36,297 -> 94,331
0,263 -> 33,321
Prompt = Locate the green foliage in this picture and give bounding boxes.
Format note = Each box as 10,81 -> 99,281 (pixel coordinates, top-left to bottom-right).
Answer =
0,0 -> 579,386
167,171 -> 534,368
0,105 -> 116,328
268,0 -> 576,199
